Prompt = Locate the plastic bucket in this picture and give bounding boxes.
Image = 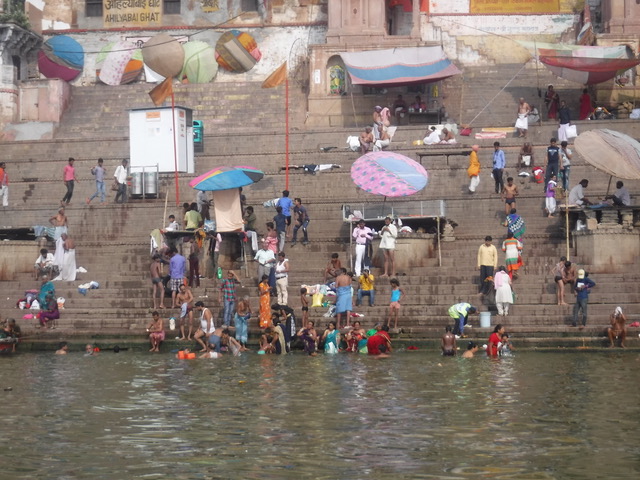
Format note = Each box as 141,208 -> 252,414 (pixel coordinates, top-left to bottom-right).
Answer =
479,311 -> 491,328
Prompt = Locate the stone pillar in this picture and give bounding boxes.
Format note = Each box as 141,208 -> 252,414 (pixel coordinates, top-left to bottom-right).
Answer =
604,0 -> 640,34
0,24 -> 41,129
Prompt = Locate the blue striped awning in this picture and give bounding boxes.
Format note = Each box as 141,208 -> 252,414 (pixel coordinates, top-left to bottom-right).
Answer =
339,46 -> 461,86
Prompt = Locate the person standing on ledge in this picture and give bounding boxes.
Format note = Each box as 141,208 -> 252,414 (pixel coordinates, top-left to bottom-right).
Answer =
114,158 -> 129,204
573,270 -> 595,328
61,157 -> 79,206
335,268 -> 353,329
557,100 -> 572,143
0,162 -> 9,207
607,307 -> 627,348
86,157 -> 106,204
378,216 -> 397,277
276,190 -> 293,240
468,145 -> 480,193
579,88 -> 593,120
515,97 -> 531,138
492,141 -> 506,194
477,235 -> 498,296
372,106 -> 383,140
545,138 -> 560,193
501,177 -> 519,217
544,84 -> 559,119
352,219 -> 373,277
219,270 -> 241,328
291,197 -> 310,246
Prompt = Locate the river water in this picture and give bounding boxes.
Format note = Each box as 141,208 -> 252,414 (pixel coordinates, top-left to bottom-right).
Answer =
1,350 -> 639,479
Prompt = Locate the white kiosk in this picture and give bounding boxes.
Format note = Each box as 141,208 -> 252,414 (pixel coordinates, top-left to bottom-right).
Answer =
129,106 -> 195,174
129,106 -> 195,198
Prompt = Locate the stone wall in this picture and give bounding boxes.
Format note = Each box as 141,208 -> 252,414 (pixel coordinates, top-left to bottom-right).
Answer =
0,242 -> 38,281
34,0 -> 328,31
423,14 -> 577,65
574,228 -> 640,273
34,25 -> 325,88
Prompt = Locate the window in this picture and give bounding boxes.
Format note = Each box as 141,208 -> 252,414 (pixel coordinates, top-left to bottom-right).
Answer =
241,0 -> 258,12
164,0 -> 180,14
86,0 -> 103,17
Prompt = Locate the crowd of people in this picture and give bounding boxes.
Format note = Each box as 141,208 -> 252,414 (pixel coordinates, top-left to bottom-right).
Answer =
16,90 -> 632,356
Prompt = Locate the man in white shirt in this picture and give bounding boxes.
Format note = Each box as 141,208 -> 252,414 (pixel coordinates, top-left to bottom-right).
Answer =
254,239 -> 275,285
165,215 -> 180,231
34,248 -> 55,280
423,126 -> 441,145
352,219 -> 373,277
114,159 -> 129,204
568,179 -> 591,206
605,181 -> 631,206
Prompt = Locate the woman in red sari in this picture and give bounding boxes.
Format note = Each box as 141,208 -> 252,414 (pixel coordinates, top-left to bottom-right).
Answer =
345,321 -> 366,352
487,324 -> 505,356
579,88 -> 592,120
544,85 -> 559,119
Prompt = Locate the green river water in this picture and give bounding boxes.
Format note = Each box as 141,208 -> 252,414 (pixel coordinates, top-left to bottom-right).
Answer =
1,350 -> 639,479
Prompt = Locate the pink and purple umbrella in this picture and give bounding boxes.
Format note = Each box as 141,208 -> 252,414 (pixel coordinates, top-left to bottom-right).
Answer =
351,152 -> 428,197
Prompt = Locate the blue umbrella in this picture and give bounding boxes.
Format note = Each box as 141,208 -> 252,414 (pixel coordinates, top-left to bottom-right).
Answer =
189,165 -> 264,191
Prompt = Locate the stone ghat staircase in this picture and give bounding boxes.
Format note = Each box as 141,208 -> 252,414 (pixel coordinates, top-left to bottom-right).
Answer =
55,80 -> 308,140
445,63 -> 584,128
2,149 -> 639,347
43,62 -> 588,141
2,72 -> 639,347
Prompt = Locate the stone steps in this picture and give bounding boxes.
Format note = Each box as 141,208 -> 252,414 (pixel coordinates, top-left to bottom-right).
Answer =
2,73 -> 640,341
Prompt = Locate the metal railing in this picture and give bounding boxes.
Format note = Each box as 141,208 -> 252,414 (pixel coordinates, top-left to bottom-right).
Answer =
342,200 -> 446,221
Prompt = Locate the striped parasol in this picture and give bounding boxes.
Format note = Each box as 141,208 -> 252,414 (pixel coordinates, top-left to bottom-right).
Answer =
351,152 -> 428,197
189,166 -> 264,191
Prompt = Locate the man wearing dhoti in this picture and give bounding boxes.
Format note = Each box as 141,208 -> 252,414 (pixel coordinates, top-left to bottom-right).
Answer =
515,98 -> 531,138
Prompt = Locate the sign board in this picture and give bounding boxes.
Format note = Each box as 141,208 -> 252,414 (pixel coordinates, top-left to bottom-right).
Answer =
201,0 -> 221,13
470,0 -> 561,14
104,0 -> 162,28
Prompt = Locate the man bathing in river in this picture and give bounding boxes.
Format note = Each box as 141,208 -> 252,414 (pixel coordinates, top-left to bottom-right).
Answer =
607,307 -> 627,348
441,325 -> 457,356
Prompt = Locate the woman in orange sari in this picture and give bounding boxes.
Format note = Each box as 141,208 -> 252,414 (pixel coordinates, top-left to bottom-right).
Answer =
258,274 -> 272,328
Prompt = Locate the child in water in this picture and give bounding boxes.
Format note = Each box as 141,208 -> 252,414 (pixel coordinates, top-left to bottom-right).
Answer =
498,333 -> 514,356
386,278 -> 405,329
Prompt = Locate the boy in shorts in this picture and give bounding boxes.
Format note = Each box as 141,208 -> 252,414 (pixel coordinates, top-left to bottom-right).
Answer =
300,288 -> 309,324
176,284 -> 194,340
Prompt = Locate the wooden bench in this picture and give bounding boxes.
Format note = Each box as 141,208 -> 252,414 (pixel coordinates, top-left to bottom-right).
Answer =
416,148 -> 472,166
408,110 -> 441,125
